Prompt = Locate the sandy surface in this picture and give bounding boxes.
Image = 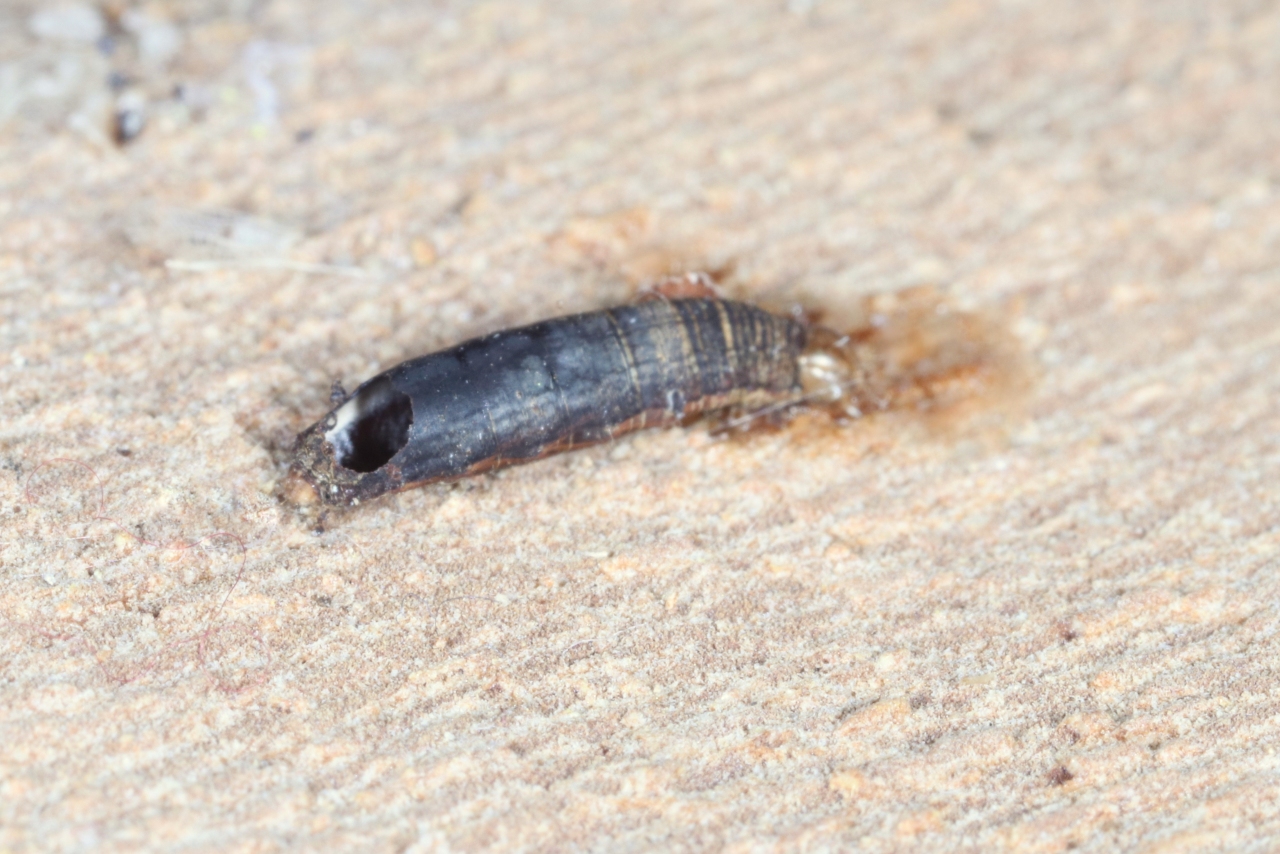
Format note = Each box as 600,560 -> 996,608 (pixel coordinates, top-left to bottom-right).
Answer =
2,0 -> 1279,851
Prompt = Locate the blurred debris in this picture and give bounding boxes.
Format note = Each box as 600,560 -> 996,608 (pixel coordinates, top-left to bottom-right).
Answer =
27,4 -> 106,44
123,205 -> 302,259
120,10 -> 183,68
241,41 -> 312,127
112,88 -> 146,144
7,4 -> 185,142
0,46 -> 108,126
120,205 -> 366,277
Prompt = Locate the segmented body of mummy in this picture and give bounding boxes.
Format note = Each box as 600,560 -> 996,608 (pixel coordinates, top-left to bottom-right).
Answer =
292,298 -> 867,505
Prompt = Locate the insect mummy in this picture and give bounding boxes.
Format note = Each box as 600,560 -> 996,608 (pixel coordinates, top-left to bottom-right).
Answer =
290,297 -> 872,506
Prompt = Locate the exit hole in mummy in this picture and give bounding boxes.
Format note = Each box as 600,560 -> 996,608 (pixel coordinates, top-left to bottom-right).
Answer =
324,378 -> 413,472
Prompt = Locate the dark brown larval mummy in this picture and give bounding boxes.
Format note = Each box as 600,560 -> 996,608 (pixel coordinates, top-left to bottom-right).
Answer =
292,298 -> 867,506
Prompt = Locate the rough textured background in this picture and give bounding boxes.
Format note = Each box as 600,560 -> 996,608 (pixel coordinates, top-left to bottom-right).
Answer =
3,0 -> 1279,851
